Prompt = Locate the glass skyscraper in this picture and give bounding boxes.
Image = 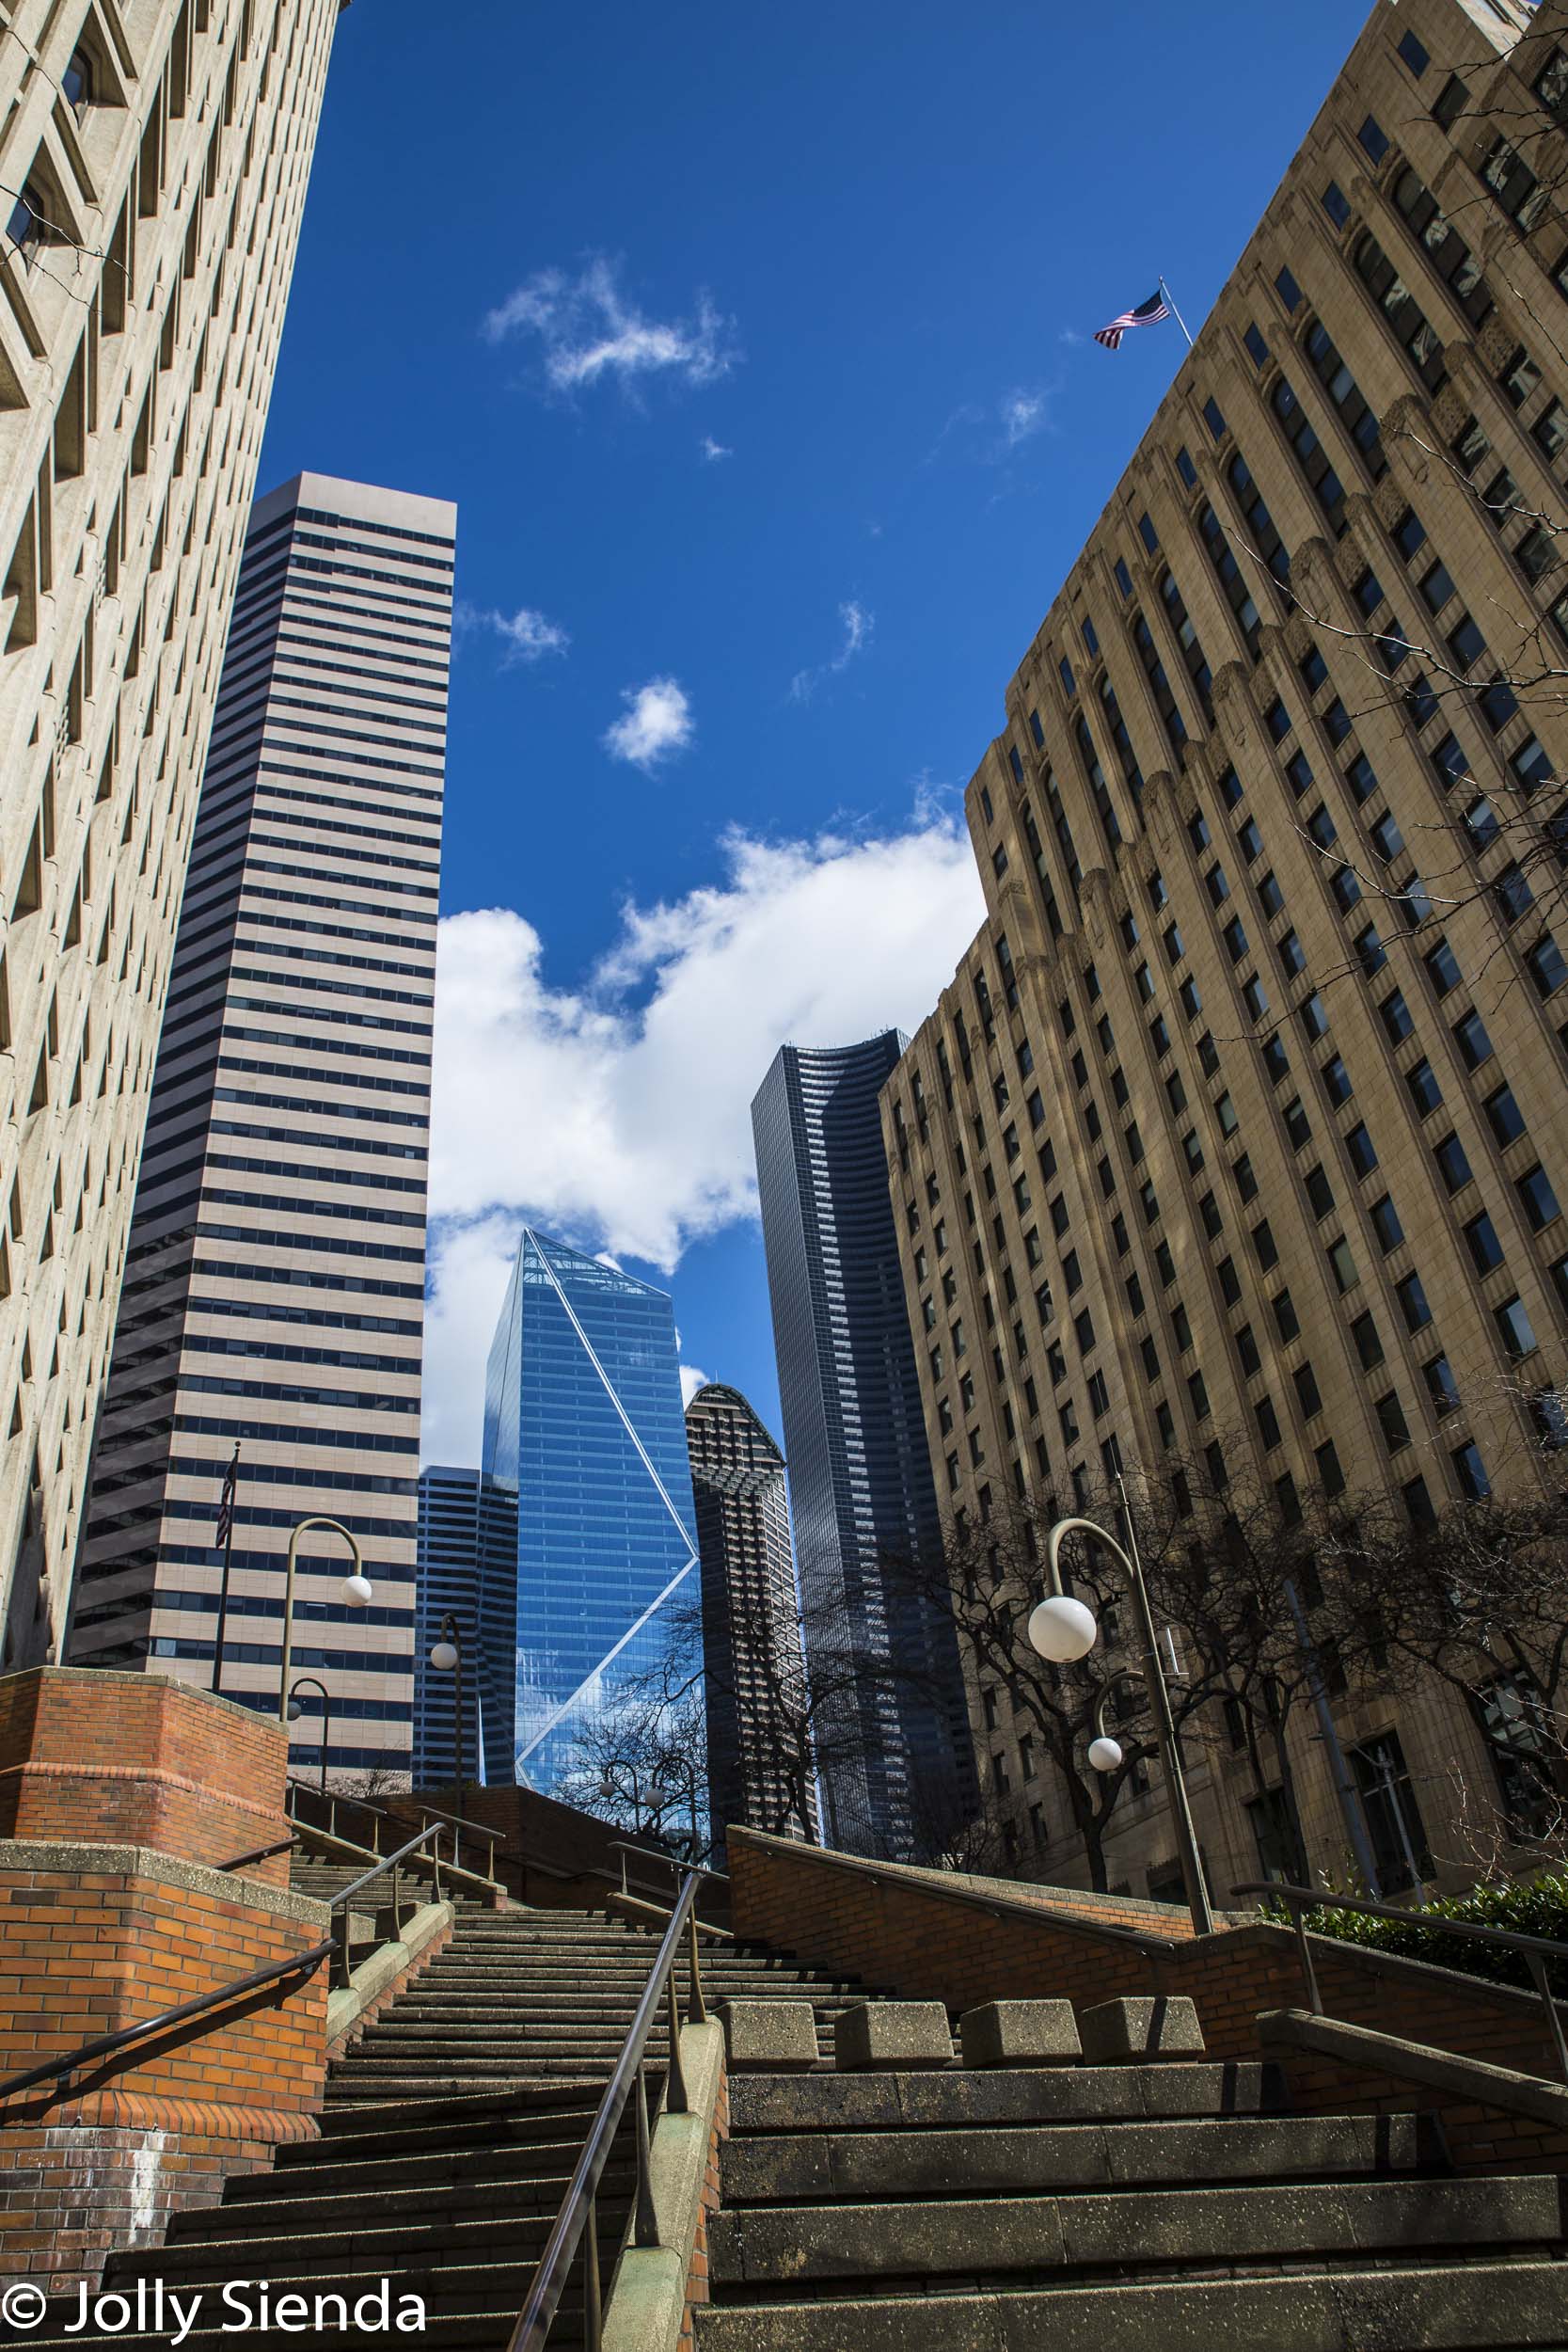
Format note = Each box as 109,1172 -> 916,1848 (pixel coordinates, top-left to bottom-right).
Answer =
479,1230 -> 700,1793
752,1034 -> 974,1859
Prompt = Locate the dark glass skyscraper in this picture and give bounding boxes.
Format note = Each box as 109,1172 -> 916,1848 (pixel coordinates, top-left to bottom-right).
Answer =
412,1465 -> 515,1788
479,1230 -> 700,1794
752,1035 -> 974,1858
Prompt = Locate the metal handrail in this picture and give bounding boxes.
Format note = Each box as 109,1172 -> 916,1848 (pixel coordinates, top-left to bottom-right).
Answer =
326,1823 -> 443,1986
512,1868 -> 707,2352
0,1937 -> 334,2105
606,1837 -> 729,1889
287,1776 -> 502,1885
1233,1878 -> 1568,2088
215,1833 -> 297,1872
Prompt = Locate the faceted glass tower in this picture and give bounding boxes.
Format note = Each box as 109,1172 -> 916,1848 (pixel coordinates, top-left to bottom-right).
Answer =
752,1036 -> 974,1859
413,1467 -> 515,1789
479,1231 -> 700,1793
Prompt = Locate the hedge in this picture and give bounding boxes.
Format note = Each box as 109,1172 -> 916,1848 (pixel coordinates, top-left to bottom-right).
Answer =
1265,1870 -> 1568,1997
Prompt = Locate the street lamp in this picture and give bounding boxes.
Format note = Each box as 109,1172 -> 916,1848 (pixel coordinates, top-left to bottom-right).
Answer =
1030,1474 -> 1216,1936
286,1675 -> 333,1796
279,1517 -> 372,1724
1085,1665 -> 1143,1776
428,1613 -> 468,1822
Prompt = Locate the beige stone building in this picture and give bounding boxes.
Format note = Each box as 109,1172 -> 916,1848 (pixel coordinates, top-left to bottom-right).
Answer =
0,1 -> 348,1674
880,0 -> 1568,1904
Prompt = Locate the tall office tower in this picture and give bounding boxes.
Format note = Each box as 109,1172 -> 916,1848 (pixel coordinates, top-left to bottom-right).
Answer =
0,1 -> 348,1676
412,1463 -> 517,1788
68,473 -> 453,1778
880,0 -> 1566,1899
685,1381 -> 820,1856
752,1038 -> 974,1860
479,1230 -> 700,1796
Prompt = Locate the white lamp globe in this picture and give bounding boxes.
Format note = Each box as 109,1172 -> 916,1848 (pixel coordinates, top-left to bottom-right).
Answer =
286,1698 -> 302,1724
429,1640 -> 459,1673
1027,1594 -> 1099,1663
341,1573 -> 373,1609
1087,1735 -> 1123,1773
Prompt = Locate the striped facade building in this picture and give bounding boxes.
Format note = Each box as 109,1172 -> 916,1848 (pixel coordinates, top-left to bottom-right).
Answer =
880,0 -> 1568,1899
69,472 -> 453,1778
0,0 -> 347,1677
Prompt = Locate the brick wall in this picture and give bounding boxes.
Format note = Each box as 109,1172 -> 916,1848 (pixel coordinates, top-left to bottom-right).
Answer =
1270,2029 -> 1568,2177
679,2057 -> 729,2352
729,1829 -> 1566,2084
0,1839 -> 329,2292
0,1669 -> 291,1884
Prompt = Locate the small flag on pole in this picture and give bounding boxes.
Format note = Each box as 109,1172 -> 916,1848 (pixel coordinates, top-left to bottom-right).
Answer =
1095,289 -> 1173,350
215,1449 -> 238,1549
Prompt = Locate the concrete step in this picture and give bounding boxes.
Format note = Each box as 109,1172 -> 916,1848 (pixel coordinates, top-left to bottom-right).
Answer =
695,2262 -> 1568,2352
720,2111 -> 1443,2203
707,2175 -> 1561,2290
156,2157 -> 634,2248
108,2196 -> 632,2288
729,2061 -> 1290,2135
222,2139 -> 594,2211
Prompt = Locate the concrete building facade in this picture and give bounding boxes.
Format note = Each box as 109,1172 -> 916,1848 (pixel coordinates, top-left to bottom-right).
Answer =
685,1380 -> 820,1857
0,0 -> 348,1676
68,472 -> 452,1777
879,0 -> 1568,1901
752,1036 -> 975,1860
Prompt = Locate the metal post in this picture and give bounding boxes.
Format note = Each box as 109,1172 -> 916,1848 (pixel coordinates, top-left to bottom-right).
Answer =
582,2187 -> 602,2352
211,1441 -> 240,1697
1116,1479 -> 1215,1937
1289,1890 -> 1324,2015
280,1516 -> 364,1723
287,1676 -> 332,1795
633,2060 -> 659,2246
666,1965 -> 689,2114
1525,1949 -> 1568,2087
688,1904 -> 706,2025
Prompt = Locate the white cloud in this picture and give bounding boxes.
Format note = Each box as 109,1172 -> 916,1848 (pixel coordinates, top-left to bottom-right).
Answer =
603,676 -> 693,771
789,600 -> 873,704
699,436 -> 733,462
1000,389 -> 1047,447
421,816 -> 986,1463
482,257 -> 737,394
679,1363 -> 712,1408
457,602 -> 570,666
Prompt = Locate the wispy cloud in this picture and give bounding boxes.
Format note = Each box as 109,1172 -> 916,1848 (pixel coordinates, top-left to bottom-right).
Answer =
925,384 -> 1057,468
603,676 -> 694,771
1000,389 -> 1048,447
457,601 -> 570,666
699,435 -> 733,462
483,257 -> 738,395
1058,326 -> 1086,348
789,600 -> 873,705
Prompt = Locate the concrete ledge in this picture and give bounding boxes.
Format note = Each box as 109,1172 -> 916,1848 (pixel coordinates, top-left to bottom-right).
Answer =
1080,1995 -> 1205,2063
1259,2006 -> 1568,2132
326,1900 -> 452,2046
602,2017 -> 724,2352
834,2002 -> 954,2072
0,1837 -> 328,1925
717,1998 -> 817,2071
959,1999 -> 1082,2068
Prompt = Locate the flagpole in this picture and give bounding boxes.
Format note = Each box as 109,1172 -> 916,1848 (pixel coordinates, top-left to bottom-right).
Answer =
1159,276 -> 1196,350
212,1440 -> 240,1696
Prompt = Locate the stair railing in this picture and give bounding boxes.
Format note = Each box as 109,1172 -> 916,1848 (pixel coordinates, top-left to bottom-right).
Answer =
214,1832 -> 298,1872
326,1823 -> 445,1987
1232,1878 -> 1568,2086
512,1866 -> 708,2352
286,1778 -> 505,1900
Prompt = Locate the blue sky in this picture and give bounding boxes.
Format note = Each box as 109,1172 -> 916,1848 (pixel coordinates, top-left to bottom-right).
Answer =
255,0 -> 1373,1463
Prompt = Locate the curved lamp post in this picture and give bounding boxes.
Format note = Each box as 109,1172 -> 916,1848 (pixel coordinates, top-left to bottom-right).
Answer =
1028,1475 -> 1215,1936
286,1674 -> 333,1795
279,1516 -> 372,1724
428,1613 -> 467,1822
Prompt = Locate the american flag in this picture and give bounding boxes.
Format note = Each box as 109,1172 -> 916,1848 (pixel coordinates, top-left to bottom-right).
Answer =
1095,289 -> 1172,350
215,1446 -> 239,1549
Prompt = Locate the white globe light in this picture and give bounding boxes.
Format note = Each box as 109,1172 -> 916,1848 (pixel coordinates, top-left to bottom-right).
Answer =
286,1698 -> 302,1724
1087,1735 -> 1123,1773
1027,1594 -> 1099,1663
429,1640 -> 459,1673
341,1573 -> 373,1609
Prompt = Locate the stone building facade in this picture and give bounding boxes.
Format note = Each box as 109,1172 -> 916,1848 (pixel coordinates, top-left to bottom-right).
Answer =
0,0 -> 347,1675
880,0 -> 1568,1903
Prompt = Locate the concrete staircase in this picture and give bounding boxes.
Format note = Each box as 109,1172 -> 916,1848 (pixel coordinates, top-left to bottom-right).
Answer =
28,1904 -> 882,2349
697,2013 -> 1568,2351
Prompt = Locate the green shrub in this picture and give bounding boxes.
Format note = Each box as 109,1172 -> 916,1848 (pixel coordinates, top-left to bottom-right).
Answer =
1262,1870 -> 1568,1996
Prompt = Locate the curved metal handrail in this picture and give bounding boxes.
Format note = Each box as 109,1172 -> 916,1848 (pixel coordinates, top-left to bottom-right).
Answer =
0,1937 -> 334,2105
512,1868 -> 706,2352
1233,1878 -> 1568,2086
215,1832 -> 297,1872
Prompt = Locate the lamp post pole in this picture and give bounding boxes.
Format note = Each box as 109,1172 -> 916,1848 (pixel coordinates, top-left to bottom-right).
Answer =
1032,1475 -> 1215,1937
287,1675 -> 333,1796
279,1516 -> 372,1724
429,1614 -> 467,1822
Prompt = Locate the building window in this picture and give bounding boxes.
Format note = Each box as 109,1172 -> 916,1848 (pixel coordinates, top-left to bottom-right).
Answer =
1494,1294 -> 1538,1360
1322,182 -> 1350,229
1451,1438 -> 1491,1500
1433,1132 -> 1473,1195
1395,1269 -> 1433,1330
1351,1310 -> 1383,1370
1463,1211 -> 1505,1274
1352,1732 -> 1433,1894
